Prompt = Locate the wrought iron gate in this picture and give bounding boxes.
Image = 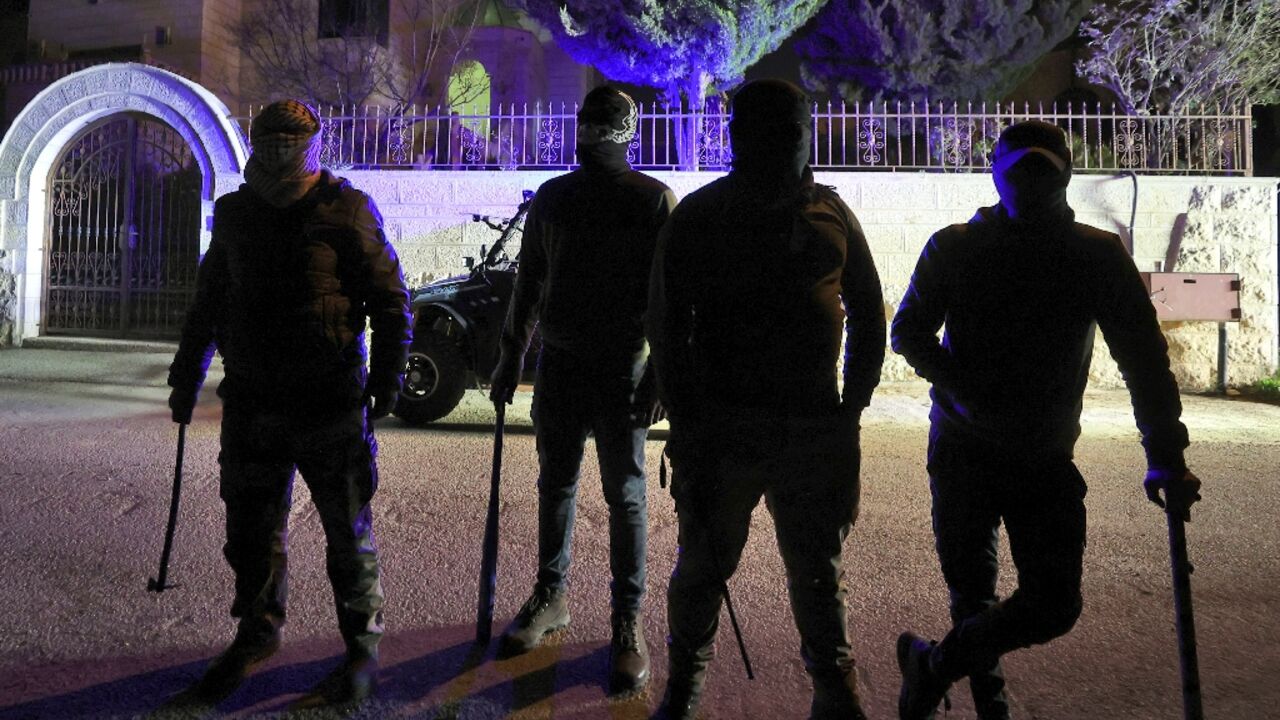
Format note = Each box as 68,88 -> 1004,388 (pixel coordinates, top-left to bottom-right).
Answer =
44,114 -> 201,339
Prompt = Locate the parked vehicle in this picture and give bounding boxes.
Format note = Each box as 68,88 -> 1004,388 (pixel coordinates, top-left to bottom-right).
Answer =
394,191 -> 539,425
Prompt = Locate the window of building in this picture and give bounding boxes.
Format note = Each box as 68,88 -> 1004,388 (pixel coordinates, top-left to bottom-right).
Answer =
318,0 -> 389,47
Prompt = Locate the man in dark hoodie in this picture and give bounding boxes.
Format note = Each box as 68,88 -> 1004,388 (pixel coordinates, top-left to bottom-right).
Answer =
167,100 -> 411,709
489,85 -> 676,694
647,79 -> 885,720
891,120 -> 1202,720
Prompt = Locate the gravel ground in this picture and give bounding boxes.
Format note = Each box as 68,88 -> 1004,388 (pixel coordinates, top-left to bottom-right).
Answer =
0,348 -> 1278,719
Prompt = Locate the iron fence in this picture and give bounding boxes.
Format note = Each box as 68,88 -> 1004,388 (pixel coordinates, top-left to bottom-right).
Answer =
237,101 -> 1253,175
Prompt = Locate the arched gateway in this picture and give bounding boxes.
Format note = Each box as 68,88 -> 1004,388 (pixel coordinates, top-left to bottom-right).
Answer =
0,63 -> 247,345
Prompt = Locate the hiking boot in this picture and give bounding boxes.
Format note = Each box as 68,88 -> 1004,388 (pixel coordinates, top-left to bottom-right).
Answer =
500,585 -> 569,655
656,676 -> 705,720
180,629 -> 281,704
810,668 -> 868,720
897,632 -> 952,720
608,614 -> 649,695
290,654 -> 378,710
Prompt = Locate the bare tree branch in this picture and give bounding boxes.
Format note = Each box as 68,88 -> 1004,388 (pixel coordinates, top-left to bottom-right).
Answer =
1077,0 -> 1280,115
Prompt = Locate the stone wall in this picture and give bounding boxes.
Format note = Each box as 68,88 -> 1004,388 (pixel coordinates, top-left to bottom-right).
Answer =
335,169 -> 1279,390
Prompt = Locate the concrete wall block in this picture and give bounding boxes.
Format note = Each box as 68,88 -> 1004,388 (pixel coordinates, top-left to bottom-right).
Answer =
397,176 -> 453,206
1213,214 -> 1271,251
1219,185 -> 1274,214
1076,214 -> 1128,237
935,179 -> 997,210
876,253 -> 923,289
1135,185 -> 1194,215
1070,178 -> 1137,217
864,229 -> 905,255
396,220 -> 466,245
379,204 -> 436,219
448,171 -> 560,206
338,173 -> 400,207
1187,185 -> 1218,212
860,179 -> 939,210
1174,245 -> 1221,273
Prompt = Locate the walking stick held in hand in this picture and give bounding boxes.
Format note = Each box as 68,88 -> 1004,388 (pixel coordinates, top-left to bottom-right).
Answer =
476,401 -> 505,644
147,423 -> 187,593
1166,482 -> 1205,720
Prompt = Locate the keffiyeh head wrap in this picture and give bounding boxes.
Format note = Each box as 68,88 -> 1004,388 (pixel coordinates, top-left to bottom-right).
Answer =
244,100 -> 323,208
576,86 -> 637,145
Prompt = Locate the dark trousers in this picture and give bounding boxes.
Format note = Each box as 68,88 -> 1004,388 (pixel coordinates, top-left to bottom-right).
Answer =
666,413 -> 861,681
532,347 -> 649,615
927,431 -> 1087,716
218,406 -> 384,659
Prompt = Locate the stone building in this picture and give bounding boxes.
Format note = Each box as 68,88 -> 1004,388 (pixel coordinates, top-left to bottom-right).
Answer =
1,0 -> 597,129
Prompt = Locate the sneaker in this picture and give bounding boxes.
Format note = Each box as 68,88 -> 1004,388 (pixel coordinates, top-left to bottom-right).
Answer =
608,614 -> 649,695
500,585 -> 569,655
290,653 -> 378,710
897,632 -> 951,720
178,630 -> 281,705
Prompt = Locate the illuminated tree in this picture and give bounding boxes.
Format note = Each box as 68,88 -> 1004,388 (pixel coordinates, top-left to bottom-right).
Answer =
796,0 -> 1092,104
511,0 -> 827,106
1076,0 -> 1280,115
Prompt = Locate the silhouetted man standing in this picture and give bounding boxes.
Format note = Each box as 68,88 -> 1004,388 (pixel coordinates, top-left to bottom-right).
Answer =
648,79 -> 885,720
490,86 -> 676,694
891,120 -> 1201,720
167,100 -> 410,709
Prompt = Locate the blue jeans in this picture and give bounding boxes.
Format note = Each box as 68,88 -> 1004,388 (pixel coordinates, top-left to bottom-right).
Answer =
531,346 -> 649,615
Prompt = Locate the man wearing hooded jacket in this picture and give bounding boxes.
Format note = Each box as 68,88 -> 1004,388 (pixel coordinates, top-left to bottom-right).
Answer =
167,100 -> 411,708
891,120 -> 1201,720
648,79 -> 885,720
489,85 -> 676,694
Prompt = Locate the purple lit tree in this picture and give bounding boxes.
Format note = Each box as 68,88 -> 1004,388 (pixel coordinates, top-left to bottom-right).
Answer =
1076,0 -> 1280,115
796,0 -> 1092,104
510,0 -> 827,165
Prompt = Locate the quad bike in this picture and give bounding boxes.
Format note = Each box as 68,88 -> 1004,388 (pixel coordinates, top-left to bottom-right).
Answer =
394,190 -> 539,425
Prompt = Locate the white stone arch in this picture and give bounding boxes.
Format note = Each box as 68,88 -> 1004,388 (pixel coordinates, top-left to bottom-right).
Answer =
0,62 -> 247,345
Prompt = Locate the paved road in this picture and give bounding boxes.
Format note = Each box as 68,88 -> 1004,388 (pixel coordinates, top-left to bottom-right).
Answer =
0,349 -> 1278,719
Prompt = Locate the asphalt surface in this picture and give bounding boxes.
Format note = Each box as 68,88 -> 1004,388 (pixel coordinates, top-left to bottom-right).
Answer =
0,348 -> 1278,720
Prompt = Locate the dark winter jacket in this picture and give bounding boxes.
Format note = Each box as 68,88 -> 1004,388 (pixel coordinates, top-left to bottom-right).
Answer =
891,204 -> 1188,469
169,171 -> 412,415
647,168 -> 886,420
500,162 -> 677,363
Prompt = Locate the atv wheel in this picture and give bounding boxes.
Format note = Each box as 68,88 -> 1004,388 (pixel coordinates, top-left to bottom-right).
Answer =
395,332 -> 468,425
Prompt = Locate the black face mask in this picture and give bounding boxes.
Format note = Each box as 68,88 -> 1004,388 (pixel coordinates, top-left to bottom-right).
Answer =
575,139 -> 630,174
730,121 -> 812,180
993,150 -> 1071,220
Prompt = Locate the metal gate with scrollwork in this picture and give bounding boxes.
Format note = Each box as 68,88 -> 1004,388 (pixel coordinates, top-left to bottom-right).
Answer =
44,114 -> 201,339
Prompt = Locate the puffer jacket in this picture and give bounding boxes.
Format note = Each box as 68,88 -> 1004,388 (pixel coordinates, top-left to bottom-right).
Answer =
169,171 -> 411,415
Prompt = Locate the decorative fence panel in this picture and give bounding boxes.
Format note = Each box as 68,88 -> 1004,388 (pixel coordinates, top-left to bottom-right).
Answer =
237,102 -> 1252,175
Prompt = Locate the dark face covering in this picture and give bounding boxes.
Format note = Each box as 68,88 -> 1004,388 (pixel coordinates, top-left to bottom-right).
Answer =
575,86 -> 635,174
991,120 -> 1073,222
729,80 -> 812,182
993,148 -> 1071,220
